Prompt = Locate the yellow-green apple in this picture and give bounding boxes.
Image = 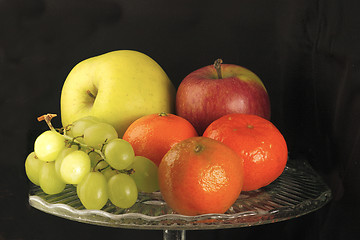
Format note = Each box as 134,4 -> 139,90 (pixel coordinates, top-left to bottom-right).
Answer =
60,50 -> 176,137
176,59 -> 270,135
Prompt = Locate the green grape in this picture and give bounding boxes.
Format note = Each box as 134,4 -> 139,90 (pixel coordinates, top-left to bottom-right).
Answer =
77,172 -> 108,210
60,150 -> 91,184
104,139 -> 135,170
129,156 -> 159,193
55,148 -> 75,178
25,152 -> 45,186
83,122 -> 118,149
66,116 -> 100,141
108,173 -> 138,208
102,167 -> 117,181
39,161 -> 66,194
34,130 -> 66,162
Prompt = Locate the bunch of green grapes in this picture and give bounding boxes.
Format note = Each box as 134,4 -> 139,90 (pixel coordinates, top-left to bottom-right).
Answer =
25,115 -> 159,210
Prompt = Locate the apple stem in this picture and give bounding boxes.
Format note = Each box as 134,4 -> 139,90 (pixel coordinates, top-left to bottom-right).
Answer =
214,59 -> 223,79
87,90 -> 96,99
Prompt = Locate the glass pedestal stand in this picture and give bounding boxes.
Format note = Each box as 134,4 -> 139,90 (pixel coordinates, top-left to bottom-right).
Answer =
163,230 -> 185,240
29,159 -> 332,240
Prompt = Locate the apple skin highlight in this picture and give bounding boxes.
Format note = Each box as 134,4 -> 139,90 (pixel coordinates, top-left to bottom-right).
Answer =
176,63 -> 270,135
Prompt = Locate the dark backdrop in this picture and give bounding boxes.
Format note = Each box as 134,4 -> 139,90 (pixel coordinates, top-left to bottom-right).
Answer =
1,0 -> 360,239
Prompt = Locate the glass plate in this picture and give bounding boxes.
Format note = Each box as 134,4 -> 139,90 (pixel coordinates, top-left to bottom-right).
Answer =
29,159 -> 332,230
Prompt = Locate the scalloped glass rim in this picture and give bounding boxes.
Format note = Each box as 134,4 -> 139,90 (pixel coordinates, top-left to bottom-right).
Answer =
29,159 -> 332,230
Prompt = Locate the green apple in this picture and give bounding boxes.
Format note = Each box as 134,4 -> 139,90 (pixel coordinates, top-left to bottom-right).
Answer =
60,50 -> 176,136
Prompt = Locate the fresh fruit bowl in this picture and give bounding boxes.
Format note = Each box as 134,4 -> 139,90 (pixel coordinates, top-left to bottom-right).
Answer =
28,158 -> 331,230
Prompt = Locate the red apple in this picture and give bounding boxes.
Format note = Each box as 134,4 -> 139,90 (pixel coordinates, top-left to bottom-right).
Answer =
176,59 -> 270,135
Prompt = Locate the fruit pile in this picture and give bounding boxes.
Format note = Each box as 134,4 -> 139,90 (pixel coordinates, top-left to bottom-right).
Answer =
25,50 -> 288,216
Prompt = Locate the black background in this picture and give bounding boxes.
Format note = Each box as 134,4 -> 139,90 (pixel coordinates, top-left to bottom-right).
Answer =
1,0 -> 360,239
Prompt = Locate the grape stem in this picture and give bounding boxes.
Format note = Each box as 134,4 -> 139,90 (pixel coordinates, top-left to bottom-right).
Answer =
62,134 -> 107,162
38,113 -> 106,161
93,159 -> 110,172
94,159 -> 134,175
37,113 -> 57,131
37,113 -> 134,176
